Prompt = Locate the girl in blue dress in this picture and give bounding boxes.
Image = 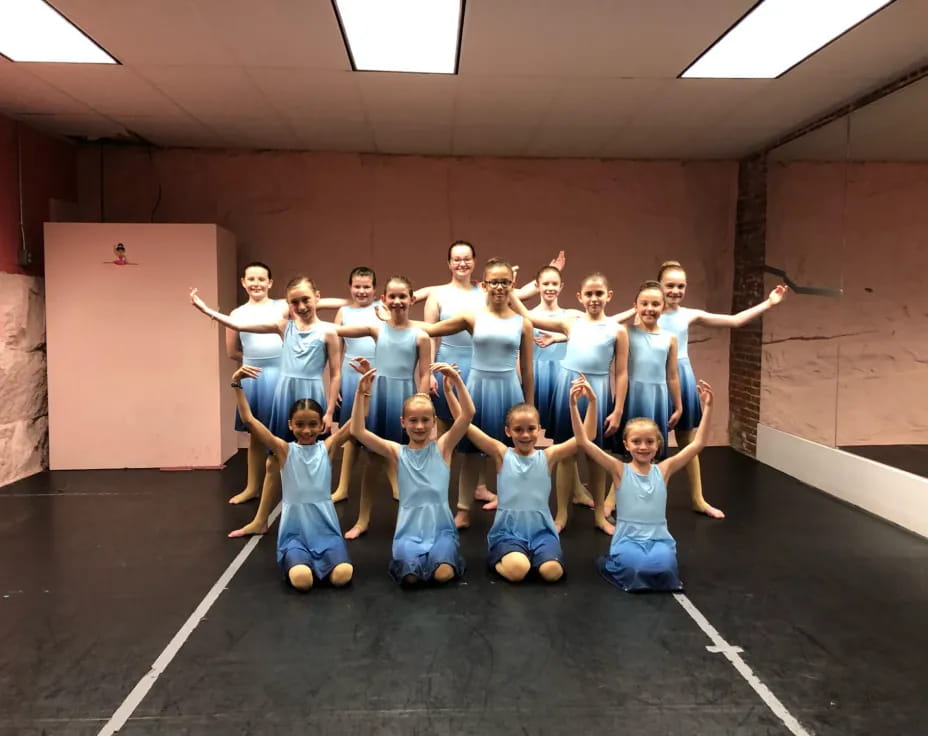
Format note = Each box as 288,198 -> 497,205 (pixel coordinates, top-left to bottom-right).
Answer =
225,261 -> 287,506
419,259 -> 535,529
334,276 -> 431,540
351,363 -> 474,585
656,260 -> 788,519
330,266 -> 381,504
190,275 -> 342,539
231,364 -> 353,591
510,273 -> 628,536
462,380 -> 598,583
571,375 -> 714,592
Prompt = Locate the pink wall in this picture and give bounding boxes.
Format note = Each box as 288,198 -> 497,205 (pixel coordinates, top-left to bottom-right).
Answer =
763,162 -> 928,446
77,148 -> 738,444
44,223 -> 238,469
0,115 -> 77,275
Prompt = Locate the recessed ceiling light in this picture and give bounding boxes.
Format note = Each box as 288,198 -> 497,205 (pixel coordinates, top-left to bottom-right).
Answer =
681,0 -> 894,79
0,0 -> 117,64
333,0 -> 464,74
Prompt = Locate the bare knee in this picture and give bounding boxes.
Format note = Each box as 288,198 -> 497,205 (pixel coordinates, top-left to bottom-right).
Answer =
496,552 -> 531,582
288,564 -> 314,591
433,563 -> 455,583
329,562 -> 354,587
538,560 -> 564,583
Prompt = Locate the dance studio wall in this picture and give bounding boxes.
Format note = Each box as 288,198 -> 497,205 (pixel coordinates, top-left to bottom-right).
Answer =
76,147 -> 737,445
0,115 -> 77,485
763,161 -> 928,446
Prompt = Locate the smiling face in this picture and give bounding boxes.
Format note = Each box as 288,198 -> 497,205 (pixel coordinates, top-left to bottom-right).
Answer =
635,287 -> 665,327
287,281 -> 319,322
241,265 -> 272,302
537,268 -> 563,307
660,268 -> 687,308
623,420 -> 662,464
289,408 -> 324,444
577,277 -> 613,317
505,406 -> 541,454
383,278 -> 412,315
400,397 -> 436,445
448,244 -> 475,280
482,263 -> 514,306
349,275 -> 375,307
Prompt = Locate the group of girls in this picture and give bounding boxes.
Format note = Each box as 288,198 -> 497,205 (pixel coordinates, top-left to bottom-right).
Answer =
189,242 -> 787,592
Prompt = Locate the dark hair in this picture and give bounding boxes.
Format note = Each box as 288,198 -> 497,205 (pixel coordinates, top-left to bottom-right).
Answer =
448,239 -> 476,261
506,402 -> 540,425
349,266 -> 377,286
580,272 -> 610,290
657,260 -> 684,282
385,274 -> 413,294
289,398 -> 324,421
285,275 -> 317,293
483,257 -> 514,280
242,261 -> 272,280
637,280 -> 665,302
536,265 -> 562,284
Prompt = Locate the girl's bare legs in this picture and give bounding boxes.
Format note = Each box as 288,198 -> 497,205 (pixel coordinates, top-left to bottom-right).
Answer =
288,565 -> 314,591
538,560 -> 564,582
454,454 -> 484,528
345,454 -> 396,539
440,417 -> 492,506
433,563 -> 455,583
496,552 -> 531,581
329,562 -> 354,586
228,435 -> 265,504
331,438 -> 358,503
228,455 -> 281,538
588,463 -> 614,535
675,428 -> 725,519
554,457 -> 581,531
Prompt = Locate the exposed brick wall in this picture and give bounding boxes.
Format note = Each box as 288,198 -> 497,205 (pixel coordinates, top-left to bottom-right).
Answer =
729,153 -> 766,456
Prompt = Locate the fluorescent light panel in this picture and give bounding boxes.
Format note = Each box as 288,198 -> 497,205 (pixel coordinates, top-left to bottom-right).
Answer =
334,0 -> 463,74
0,0 -> 116,63
682,0 -> 894,78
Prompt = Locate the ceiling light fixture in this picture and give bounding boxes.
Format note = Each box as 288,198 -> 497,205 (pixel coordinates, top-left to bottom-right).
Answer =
333,0 -> 464,74
0,0 -> 117,63
681,0 -> 894,79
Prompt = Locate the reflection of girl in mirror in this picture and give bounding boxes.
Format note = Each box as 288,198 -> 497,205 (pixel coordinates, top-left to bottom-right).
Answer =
105,242 -> 137,265
649,260 -> 787,520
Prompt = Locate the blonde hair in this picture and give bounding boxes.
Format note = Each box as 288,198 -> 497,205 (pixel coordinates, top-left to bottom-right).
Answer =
622,417 -> 663,454
505,402 -> 540,426
658,260 -> 685,282
402,393 -> 435,417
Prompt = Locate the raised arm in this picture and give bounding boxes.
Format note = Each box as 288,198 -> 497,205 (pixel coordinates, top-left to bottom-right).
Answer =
190,288 -> 283,335
335,323 -> 377,339
513,250 -> 567,300
510,291 -> 570,334
418,313 -> 473,338
232,366 -> 288,461
666,336 -> 682,430
316,297 -> 349,311
691,284 -> 788,328
605,306 -> 636,323
569,378 -> 623,479
439,364 -> 483,461
423,292 -> 443,396
604,325 -> 629,437
349,369 -> 400,462
546,377 -> 599,466
518,319 -> 534,403
661,381 -> 713,479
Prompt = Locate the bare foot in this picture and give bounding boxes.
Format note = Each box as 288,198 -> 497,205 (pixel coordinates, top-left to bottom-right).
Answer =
344,523 -> 368,540
227,519 -> 268,538
228,488 -> 259,505
454,510 -> 470,529
571,490 -> 594,508
594,516 -> 615,536
695,503 -> 725,519
392,487 -> 400,501
554,514 -> 567,533
603,502 -> 615,519
481,496 -> 498,511
330,489 -> 349,503
474,484 -> 495,502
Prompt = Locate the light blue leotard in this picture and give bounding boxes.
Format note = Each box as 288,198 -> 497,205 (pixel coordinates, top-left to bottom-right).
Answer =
268,321 -> 329,440
433,285 -> 482,420
658,307 -> 701,431
369,323 -> 422,443
622,326 -> 672,458
532,308 -> 566,430
336,303 -> 379,425
235,304 -> 284,430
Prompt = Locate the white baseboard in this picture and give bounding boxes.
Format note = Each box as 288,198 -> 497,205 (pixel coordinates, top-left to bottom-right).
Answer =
756,424 -> 928,538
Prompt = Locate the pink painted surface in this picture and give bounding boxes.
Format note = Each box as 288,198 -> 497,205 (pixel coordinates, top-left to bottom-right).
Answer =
763,162 -> 928,446
44,223 -> 237,469
77,148 -> 737,444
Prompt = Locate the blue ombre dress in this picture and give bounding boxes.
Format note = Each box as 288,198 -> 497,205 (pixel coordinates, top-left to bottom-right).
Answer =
235,326 -> 283,431
531,308 -> 566,430
597,464 -> 681,592
621,327 -> 672,458
433,285 -> 482,421
278,442 -> 351,582
462,313 -> 526,453
658,308 -> 701,431
548,320 -> 616,446
268,321 -> 330,440
368,323 -> 422,443
336,303 -> 379,425
487,449 -> 562,569
389,442 -> 464,583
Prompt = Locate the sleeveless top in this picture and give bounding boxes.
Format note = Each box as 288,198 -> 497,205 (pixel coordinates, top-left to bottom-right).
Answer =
532,308 -> 567,363
280,321 -> 328,378
339,303 -> 379,363
498,449 -> 550,511
612,464 -> 672,543
471,313 -> 523,372
374,323 -> 420,379
658,308 -> 692,360
281,441 -> 330,504
397,443 -> 450,509
627,327 -> 672,385
560,320 -> 616,375
237,300 -> 285,363
437,285 -> 482,349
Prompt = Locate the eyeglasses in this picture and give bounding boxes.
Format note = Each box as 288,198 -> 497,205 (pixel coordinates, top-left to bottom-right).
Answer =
450,258 -> 473,265
486,279 -> 513,288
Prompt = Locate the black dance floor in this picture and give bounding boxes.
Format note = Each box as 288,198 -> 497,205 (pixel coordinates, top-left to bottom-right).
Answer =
1,447 -> 926,735
839,443 -> 928,479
